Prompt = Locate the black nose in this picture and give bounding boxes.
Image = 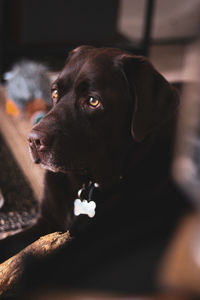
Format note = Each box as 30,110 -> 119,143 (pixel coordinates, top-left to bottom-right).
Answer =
28,130 -> 50,152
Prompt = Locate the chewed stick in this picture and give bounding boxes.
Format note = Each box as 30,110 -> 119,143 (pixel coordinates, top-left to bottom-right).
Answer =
0,231 -> 72,297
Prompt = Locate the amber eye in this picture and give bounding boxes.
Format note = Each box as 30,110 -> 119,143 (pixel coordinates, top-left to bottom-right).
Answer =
88,96 -> 100,108
51,89 -> 59,102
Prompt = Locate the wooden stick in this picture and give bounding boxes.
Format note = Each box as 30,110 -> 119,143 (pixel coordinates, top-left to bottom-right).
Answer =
0,231 -> 71,297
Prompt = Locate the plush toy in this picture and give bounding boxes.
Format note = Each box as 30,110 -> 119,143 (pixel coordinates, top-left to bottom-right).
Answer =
4,60 -> 52,124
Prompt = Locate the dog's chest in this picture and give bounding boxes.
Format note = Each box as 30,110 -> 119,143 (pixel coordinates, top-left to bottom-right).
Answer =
68,179 -> 156,236
73,170 -> 186,236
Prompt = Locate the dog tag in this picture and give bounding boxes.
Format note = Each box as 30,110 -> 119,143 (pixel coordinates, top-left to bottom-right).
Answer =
74,199 -> 96,218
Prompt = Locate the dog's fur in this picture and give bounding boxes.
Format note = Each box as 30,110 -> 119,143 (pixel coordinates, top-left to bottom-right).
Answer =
0,46 -> 192,293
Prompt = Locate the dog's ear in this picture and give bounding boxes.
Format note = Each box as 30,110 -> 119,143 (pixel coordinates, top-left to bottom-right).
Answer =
118,54 -> 179,142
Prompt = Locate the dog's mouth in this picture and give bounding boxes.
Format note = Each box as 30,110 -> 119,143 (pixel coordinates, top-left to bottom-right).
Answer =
29,145 -> 87,174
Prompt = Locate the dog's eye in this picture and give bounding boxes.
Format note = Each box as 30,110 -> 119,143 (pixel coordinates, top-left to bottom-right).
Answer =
51,89 -> 59,103
88,97 -> 100,108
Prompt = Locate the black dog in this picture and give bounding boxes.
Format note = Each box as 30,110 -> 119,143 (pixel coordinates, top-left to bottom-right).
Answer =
0,46 -> 192,293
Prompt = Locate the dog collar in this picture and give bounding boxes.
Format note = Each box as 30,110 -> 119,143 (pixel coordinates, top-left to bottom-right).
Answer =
73,174 -> 125,218
74,182 -> 99,218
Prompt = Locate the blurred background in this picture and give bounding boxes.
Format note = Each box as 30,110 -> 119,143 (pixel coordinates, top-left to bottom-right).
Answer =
1,0 -> 200,298
0,0 -> 200,74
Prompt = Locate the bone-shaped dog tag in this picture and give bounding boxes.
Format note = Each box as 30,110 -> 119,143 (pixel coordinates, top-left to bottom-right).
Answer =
74,199 -> 96,218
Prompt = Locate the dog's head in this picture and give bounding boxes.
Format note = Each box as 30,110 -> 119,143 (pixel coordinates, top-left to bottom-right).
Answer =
28,46 -> 178,183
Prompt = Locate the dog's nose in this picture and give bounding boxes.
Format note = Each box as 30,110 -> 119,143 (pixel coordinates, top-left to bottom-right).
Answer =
28,130 -> 50,152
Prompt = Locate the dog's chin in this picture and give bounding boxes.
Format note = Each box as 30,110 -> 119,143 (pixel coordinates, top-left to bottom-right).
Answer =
40,164 -> 88,176
39,160 -> 88,175
29,148 -> 87,174
40,163 -> 65,173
